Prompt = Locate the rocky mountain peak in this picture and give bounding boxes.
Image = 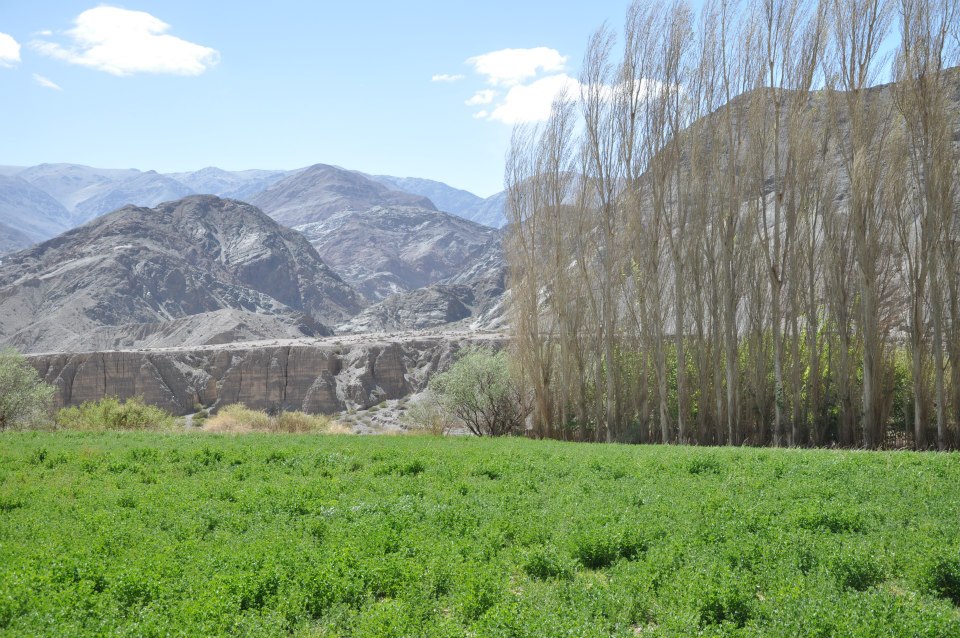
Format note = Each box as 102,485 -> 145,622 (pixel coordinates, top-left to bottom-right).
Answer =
250,163 -> 437,226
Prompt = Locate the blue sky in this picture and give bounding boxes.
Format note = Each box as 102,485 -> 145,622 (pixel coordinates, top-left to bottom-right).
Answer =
0,1 -> 639,197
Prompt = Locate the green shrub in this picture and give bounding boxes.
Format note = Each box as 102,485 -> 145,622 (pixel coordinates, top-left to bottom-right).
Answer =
56,397 -> 175,431
428,347 -> 528,436
796,507 -> 865,534
699,586 -> 753,628
0,348 -> 55,431
521,545 -> 576,580
688,454 -> 723,475
572,525 -> 647,570
928,557 -> 960,605
834,553 -> 885,591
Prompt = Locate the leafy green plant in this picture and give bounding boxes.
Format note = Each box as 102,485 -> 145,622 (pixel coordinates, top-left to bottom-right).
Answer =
0,435 -> 957,636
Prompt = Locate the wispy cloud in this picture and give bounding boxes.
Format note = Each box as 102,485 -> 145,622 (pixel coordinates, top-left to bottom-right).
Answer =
33,73 -> 62,91
465,89 -> 497,106
32,6 -> 219,76
467,47 -> 567,86
460,46 -> 574,124
486,74 -> 579,124
0,32 -> 21,68
431,73 -> 464,83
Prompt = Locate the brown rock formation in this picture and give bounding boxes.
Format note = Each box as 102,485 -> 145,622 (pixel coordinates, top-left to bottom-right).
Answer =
27,332 -> 507,416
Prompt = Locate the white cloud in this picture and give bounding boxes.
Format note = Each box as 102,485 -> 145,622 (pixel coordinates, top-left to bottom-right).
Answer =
484,74 -> 580,124
467,47 -> 567,86
465,89 -> 497,106
33,73 -> 62,91
32,6 -> 219,76
431,73 -> 464,82
473,110 -> 489,119
0,32 -> 21,68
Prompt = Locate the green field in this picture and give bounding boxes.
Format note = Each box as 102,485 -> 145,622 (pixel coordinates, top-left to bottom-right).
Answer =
1,433 -> 959,637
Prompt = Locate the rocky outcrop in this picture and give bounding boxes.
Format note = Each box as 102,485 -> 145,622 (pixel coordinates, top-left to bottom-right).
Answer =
27,332 -> 507,416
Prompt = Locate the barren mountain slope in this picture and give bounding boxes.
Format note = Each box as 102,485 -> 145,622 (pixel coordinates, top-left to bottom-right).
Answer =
296,205 -> 499,302
339,233 -> 507,333
0,195 -> 362,353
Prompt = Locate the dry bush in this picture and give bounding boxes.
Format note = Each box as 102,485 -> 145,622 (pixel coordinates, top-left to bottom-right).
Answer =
57,397 -> 175,431
274,411 -> 335,433
401,390 -> 457,436
203,404 -> 270,433
203,404 -> 347,434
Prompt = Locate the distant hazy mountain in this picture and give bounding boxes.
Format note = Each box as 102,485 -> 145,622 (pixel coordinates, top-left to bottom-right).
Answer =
371,175 -> 482,216
250,164 -> 436,226
296,205 -> 498,302
72,171 -> 195,223
467,190 -> 507,228
166,167 -> 292,201
0,175 -> 73,250
0,195 -> 362,353
0,221 -> 36,257
371,174 -> 507,228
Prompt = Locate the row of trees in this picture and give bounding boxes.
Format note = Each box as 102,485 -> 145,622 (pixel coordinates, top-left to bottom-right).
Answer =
506,0 -> 960,448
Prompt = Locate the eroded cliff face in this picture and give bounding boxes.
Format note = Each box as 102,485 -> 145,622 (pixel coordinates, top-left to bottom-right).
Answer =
27,333 -> 506,416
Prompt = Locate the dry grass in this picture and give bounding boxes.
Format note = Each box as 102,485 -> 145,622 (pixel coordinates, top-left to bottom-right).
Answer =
203,404 -> 348,434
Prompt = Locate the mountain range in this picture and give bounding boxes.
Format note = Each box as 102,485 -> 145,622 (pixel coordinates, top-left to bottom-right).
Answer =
0,161 -> 510,353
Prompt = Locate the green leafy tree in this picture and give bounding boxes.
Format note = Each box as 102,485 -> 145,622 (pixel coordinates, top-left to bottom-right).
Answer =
0,348 -> 55,431
429,347 -> 529,436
